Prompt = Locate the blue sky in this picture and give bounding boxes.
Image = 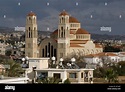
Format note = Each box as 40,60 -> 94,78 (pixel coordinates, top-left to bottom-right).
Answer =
0,0 -> 125,35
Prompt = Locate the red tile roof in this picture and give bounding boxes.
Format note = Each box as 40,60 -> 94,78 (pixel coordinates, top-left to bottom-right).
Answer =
70,43 -> 83,47
52,29 -> 58,34
85,54 -> 99,58
70,30 -> 76,34
59,11 -> 69,16
95,44 -> 103,48
69,16 -> 80,23
76,28 -> 90,34
27,11 -> 36,16
106,52 -> 118,56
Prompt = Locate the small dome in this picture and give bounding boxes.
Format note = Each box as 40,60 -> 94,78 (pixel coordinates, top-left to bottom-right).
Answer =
27,11 -> 36,16
76,28 -> 89,34
69,17 -> 80,23
59,10 -> 69,16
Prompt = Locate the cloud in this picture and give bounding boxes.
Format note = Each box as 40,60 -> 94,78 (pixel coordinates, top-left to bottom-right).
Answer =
0,0 -> 125,35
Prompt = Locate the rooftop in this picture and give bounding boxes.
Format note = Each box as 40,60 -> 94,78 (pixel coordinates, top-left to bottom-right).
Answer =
27,11 -> 36,16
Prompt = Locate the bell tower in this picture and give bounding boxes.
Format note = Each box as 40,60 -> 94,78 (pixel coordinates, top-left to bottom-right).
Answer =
57,10 -> 70,63
25,11 -> 38,58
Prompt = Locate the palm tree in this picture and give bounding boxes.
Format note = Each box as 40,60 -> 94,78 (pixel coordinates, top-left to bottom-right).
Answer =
105,68 -> 118,83
6,59 -> 23,77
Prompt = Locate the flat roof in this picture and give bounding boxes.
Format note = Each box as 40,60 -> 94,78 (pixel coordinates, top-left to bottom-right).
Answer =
35,68 -> 94,72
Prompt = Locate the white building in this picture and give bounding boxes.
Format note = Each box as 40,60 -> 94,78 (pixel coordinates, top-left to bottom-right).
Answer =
117,52 -> 125,61
35,68 -> 94,84
0,42 -> 8,55
84,52 -> 121,68
14,26 -> 25,32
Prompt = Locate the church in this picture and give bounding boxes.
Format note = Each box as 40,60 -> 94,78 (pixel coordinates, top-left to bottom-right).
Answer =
25,10 -> 103,63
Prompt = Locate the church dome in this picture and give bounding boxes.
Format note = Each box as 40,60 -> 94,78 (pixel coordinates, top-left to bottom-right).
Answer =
76,28 -> 89,34
69,16 -> 80,23
59,10 -> 69,16
27,11 -> 36,16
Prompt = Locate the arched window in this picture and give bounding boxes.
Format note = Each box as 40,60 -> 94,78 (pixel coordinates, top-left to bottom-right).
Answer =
64,30 -> 65,38
61,27 -> 63,31
29,30 -> 30,38
26,30 -> 28,38
42,49 -> 44,57
62,17 -> 64,23
61,32 -> 63,38
29,27 -> 30,31
28,27 -> 31,38
31,30 -> 32,38
29,17 -> 31,20
61,27 -> 63,38
45,45 -> 47,57
48,42 -> 51,57
51,45 -> 53,57
34,27 -> 36,30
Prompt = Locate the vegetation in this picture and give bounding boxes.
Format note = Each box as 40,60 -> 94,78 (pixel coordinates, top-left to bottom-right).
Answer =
94,61 -> 125,83
105,68 -> 118,83
117,61 -> 125,76
7,59 -> 23,77
37,77 -> 61,84
63,78 -> 71,84
0,56 -> 23,77
5,50 -> 12,56
103,45 -> 121,52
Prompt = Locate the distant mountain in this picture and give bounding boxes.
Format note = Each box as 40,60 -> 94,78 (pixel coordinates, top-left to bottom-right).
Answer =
0,27 -> 125,41
0,26 -> 14,33
91,33 -> 125,40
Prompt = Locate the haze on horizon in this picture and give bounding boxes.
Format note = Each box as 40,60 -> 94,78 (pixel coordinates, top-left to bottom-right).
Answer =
0,0 -> 125,35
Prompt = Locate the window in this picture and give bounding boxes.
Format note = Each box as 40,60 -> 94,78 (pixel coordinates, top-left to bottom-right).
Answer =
38,72 -> 48,79
29,27 -> 30,31
81,72 -> 84,78
53,73 -> 61,79
42,49 -> 44,57
51,46 -> 53,57
29,17 -> 31,20
54,49 -> 57,57
14,51 -> 16,54
69,73 -> 77,78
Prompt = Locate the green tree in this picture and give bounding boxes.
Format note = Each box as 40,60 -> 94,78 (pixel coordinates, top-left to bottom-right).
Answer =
105,68 -> 118,83
39,77 -> 61,84
7,59 -> 23,77
63,78 -> 71,84
117,61 -> 125,76
93,67 -> 106,78
5,50 -> 12,56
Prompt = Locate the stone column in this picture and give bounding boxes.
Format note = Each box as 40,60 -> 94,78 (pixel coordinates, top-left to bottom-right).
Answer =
78,71 -> 81,83
62,70 -> 67,83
